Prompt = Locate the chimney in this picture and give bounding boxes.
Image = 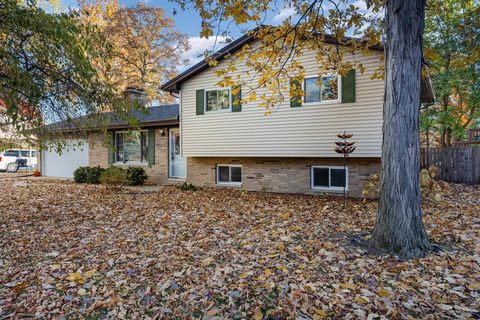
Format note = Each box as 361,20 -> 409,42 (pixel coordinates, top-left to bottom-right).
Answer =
124,86 -> 148,107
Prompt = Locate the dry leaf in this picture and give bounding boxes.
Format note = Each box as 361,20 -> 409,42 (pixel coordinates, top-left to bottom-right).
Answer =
253,307 -> 263,320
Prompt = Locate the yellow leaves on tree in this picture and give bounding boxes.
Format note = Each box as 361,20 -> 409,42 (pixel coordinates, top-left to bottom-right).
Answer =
78,0 -> 189,103
172,1 -> 384,114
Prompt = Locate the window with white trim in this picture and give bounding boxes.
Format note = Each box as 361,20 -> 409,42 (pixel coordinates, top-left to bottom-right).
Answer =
311,166 -> 348,191
216,164 -> 242,185
304,74 -> 340,104
115,131 -> 147,163
205,88 -> 231,112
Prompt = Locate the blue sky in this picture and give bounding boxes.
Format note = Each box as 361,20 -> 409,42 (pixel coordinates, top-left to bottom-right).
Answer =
56,0 -> 279,68
59,0 -> 206,36
55,0 -> 371,69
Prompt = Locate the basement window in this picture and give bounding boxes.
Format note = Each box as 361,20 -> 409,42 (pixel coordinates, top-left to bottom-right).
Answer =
216,164 -> 242,186
311,166 -> 348,192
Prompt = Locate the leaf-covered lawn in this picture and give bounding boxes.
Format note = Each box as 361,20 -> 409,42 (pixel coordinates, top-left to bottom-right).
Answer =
0,175 -> 479,319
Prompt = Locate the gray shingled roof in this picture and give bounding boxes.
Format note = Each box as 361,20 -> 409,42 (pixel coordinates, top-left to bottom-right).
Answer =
44,104 -> 179,132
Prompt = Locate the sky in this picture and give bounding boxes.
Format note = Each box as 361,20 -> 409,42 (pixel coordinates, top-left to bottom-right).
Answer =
55,0 -> 279,69
55,0 -> 371,70
54,0 -> 327,70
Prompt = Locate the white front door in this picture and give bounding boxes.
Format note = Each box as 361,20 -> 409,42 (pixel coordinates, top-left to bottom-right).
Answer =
169,129 -> 185,179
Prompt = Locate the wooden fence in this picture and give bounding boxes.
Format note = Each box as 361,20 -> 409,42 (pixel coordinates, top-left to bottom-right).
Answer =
421,147 -> 480,184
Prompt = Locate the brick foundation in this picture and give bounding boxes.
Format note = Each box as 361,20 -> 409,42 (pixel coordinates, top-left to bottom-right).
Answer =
186,157 -> 380,197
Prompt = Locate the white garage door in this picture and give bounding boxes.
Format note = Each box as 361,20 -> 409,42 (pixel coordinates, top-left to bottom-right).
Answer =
42,140 -> 89,178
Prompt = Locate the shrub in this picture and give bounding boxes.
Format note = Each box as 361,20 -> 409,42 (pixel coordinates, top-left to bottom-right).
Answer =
86,166 -> 105,184
100,167 -> 126,185
125,167 -> 148,186
177,183 -> 198,191
74,166 -> 90,183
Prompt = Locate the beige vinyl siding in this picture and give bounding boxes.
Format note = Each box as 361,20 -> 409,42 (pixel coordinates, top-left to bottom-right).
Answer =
180,45 -> 384,158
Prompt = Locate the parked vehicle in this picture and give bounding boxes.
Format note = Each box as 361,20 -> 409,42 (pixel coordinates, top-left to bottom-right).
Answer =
0,149 -> 38,173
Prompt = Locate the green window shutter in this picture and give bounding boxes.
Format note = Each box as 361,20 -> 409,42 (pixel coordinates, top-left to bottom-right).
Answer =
290,79 -> 302,108
148,128 -> 155,165
341,69 -> 356,103
196,89 -> 205,115
232,85 -> 242,112
108,131 -> 115,165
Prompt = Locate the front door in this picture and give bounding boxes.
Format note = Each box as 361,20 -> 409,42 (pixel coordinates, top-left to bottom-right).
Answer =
169,128 -> 185,179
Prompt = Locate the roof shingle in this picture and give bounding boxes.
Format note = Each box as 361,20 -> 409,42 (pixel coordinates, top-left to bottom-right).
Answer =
44,104 -> 179,132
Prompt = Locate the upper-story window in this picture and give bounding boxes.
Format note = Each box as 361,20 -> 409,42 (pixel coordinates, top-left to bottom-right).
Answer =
304,74 -> 340,104
205,88 -> 231,112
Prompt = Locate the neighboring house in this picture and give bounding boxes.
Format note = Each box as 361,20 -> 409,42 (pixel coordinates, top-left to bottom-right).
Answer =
160,32 -> 434,197
0,100 -> 33,150
451,128 -> 480,147
40,88 -> 183,181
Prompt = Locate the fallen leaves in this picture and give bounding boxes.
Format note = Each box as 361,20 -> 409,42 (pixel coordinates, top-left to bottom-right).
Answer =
0,175 -> 479,318
252,307 -> 263,320
65,272 -> 84,284
378,288 -> 391,298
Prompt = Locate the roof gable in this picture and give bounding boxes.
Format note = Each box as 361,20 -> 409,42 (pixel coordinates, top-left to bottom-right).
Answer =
160,28 -> 434,104
161,27 -> 383,93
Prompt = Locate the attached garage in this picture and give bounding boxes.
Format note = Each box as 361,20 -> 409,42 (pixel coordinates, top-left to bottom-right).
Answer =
41,140 -> 89,178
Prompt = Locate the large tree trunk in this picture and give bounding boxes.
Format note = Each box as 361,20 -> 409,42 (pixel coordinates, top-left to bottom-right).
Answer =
372,0 -> 431,259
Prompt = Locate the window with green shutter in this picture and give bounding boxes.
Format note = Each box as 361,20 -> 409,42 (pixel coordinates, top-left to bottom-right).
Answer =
341,69 -> 356,103
108,131 -> 115,165
196,89 -> 205,115
232,85 -> 242,112
290,79 -> 302,108
205,88 -> 231,112
302,74 -> 340,104
147,128 -> 155,165
111,130 -> 150,164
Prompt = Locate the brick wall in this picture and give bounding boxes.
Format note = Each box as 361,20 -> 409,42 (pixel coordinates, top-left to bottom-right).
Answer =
186,157 -> 380,197
88,128 -> 181,185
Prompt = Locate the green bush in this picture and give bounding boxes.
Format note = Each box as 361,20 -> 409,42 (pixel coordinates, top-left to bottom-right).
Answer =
73,166 -> 89,183
100,167 -> 126,185
125,167 -> 148,186
86,166 -> 105,184
177,183 -> 198,191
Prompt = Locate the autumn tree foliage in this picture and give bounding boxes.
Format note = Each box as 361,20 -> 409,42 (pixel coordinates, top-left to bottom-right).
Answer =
79,0 -> 190,104
0,0 -> 114,136
421,0 -> 480,147
172,0 -> 433,257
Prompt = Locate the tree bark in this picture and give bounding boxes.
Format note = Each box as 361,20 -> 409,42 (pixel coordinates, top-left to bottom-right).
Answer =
372,0 -> 431,259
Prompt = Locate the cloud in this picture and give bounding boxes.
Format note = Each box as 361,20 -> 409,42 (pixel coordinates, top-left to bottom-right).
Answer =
352,0 -> 383,18
273,6 -> 297,23
353,0 -> 368,10
180,36 -> 228,70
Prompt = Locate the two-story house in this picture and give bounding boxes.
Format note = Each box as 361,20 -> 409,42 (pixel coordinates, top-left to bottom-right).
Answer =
161,32 -> 434,197
40,31 -> 433,196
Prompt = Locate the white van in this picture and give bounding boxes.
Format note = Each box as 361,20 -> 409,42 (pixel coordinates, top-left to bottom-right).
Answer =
0,149 -> 38,172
